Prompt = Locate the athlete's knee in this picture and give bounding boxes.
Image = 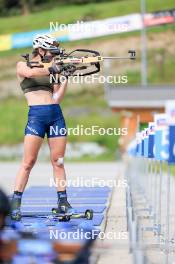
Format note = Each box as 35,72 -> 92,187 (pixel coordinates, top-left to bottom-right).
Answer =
22,158 -> 36,171
57,157 -> 64,167
52,156 -> 64,168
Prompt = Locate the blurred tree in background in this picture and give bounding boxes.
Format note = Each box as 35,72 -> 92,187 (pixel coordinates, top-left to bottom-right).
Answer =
19,0 -> 34,15
0,0 -> 119,16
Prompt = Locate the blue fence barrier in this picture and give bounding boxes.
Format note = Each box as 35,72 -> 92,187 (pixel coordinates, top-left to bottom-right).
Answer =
126,100 -> 175,264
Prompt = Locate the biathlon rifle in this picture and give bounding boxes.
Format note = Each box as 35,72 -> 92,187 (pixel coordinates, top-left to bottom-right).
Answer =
22,48 -> 136,76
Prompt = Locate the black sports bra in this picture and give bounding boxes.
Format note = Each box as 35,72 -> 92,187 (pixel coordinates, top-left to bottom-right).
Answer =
20,76 -> 54,94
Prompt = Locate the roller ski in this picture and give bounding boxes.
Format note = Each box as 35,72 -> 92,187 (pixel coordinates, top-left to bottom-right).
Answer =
51,209 -> 94,222
19,207 -> 93,223
52,200 -> 94,222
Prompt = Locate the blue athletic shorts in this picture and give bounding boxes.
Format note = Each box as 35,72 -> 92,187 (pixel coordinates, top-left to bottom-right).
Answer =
25,104 -> 67,138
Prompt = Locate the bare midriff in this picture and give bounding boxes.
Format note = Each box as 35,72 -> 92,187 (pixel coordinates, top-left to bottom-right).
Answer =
25,90 -> 55,106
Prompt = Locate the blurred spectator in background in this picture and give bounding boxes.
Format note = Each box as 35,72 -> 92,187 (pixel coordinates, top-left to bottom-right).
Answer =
0,189 -> 10,231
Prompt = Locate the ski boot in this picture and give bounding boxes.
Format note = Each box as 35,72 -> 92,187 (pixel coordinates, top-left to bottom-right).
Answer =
10,195 -> 22,221
52,200 -> 75,215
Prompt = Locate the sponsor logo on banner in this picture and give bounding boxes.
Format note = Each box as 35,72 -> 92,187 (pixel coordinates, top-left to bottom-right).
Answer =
0,34 -> 12,51
69,14 -> 142,41
144,9 -> 175,27
12,30 -> 48,49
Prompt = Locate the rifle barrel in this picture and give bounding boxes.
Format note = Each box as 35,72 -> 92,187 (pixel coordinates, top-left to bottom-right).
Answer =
102,56 -> 134,60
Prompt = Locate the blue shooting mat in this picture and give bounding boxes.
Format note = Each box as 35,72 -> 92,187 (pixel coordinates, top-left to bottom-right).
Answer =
24,187 -> 111,197
8,186 -> 110,236
21,205 -> 106,214
21,197 -> 107,205
20,214 -> 103,227
6,186 -> 109,259
22,192 -> 109,198
24,187 -> 111,198
26,186 -> 111,192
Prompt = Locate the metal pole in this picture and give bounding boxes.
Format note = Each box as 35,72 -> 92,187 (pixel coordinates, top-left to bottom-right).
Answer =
153,159 -> 157,230
140,0 -> 148,86
103,59 -> 111,101
165,164 -> 171,264
150,159 -> 153,215
157,160 -> 162,236
148,159 -> 152,214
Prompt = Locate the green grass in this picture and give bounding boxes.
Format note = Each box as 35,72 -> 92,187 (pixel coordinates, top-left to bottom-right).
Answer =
0,97 -> 28,144
0,0 -> 174,34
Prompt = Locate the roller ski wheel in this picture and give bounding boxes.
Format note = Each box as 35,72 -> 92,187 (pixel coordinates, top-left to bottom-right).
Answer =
52,208 -> 59,215
52,200 -> 74,222
59,215 -> 71,222
52,207 -> 75,215
51,209 -> 71,222
85,209 -> 93,220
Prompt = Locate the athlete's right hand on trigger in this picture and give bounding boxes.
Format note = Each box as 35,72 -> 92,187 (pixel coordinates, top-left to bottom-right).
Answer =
48,62 -> 62,74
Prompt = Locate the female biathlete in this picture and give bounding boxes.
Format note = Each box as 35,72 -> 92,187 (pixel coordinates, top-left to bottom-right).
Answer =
11,34 -> 73,220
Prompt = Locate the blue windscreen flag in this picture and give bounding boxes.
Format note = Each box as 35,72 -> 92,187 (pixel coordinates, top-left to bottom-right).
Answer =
154,114 -> 169,161
148,122 -> 155,158
144,129 -> 149,158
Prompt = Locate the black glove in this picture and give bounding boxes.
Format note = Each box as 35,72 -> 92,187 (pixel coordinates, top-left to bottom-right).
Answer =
62,65 -> 76,78
48,62 -> 62,74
